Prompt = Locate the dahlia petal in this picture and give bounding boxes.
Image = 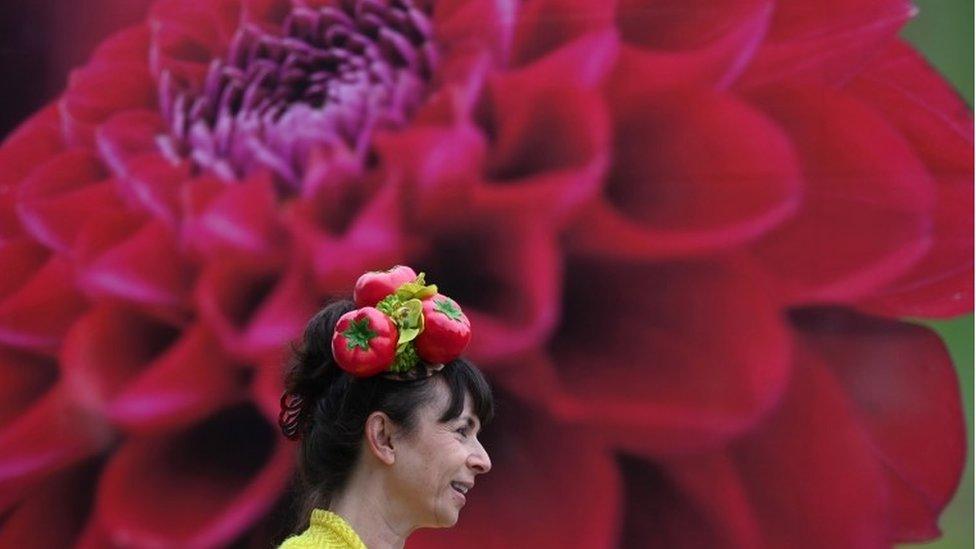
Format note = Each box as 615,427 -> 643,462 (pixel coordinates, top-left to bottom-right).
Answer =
375,123 -> 486,226
407,211 -> 561,362
0,348 -> 59,434
113,153 -> 190,227
414,49 -> 493,125
0,459 -> 100,546
0,256 -> 88,353
61,305 -> 182,416
286,180 -> 408,293
75,216 -> 195,320
434,0 -> 517,64
40,2 -> 153,90
91,25 -> 152,66
0,108 -> 63,238
95,109 -> 168,178
234,492 -> 293,547
618,454 -> 762,548
148,0 -> 237,74
148,29 -> 214,85
195,258 -> 318,360
0,106 -> 64,190
610,0 -> 773,92
487,77 -> 608,181
0,385 -> 112,512
409,394 -> 620,548
884,477 -> 947,541
848,42 -> 972,173
18,180 -> 120,255
568,90 -> 801,258
251,354 -> 288,424
858,177 -> 973,318
723,355 -> 889,547
73,210 -> 145,266
507,29 -> 620,90
109,324 -> 244,434
0,239 -> 48,299
511,0 -> 613,67
96,404 -> 294,548
740,0 -> 914,87
749,85 -> 936,302
59,63 -> 157,147
0,198 -> 17,242
480,78 -> 609,223
151,50 -> 211,89
182,172 -> 286,261
15,150 -> 118,253
848,43 -> 974,317
520,257 -> 791,453
74,519 -> 116,549
299,143 -> 371,201
793,309 -> 966,542
240,0 -> 291,30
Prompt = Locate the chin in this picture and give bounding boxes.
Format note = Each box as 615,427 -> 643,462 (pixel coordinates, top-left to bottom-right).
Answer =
433,508 -> 460,528
441,513 -> 460,528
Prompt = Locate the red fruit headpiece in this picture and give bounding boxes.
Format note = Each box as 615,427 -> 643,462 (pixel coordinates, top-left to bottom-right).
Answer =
279,266 -> 472,440
339,265 -> 471,377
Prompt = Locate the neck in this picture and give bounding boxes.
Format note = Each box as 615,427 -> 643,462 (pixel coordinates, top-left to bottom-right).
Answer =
329,467 -> 413,549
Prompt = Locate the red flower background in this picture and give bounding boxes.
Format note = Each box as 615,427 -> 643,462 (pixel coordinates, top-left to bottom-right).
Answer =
0,0 -> 972,547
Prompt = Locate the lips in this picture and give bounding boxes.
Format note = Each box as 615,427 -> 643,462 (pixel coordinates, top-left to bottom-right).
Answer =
450,481 -> 472,500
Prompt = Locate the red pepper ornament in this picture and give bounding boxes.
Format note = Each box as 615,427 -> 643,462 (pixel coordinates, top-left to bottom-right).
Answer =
353,265 -> 418,307
415,294 -> 471,364
331,307 -> 399,377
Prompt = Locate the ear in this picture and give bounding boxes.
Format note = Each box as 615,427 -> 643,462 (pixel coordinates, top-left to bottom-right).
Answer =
364,411 -> 397,466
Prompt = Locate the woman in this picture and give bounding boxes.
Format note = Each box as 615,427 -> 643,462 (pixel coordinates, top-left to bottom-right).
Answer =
277,267 -> 493,548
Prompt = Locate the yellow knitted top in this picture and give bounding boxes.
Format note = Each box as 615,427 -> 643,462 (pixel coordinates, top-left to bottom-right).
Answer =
278,509 -> 367,549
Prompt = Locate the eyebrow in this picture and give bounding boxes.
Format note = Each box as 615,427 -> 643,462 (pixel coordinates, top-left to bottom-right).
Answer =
460,415 -> 480,432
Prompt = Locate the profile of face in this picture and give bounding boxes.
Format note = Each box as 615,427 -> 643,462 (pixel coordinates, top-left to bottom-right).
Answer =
386,380 -> 492,529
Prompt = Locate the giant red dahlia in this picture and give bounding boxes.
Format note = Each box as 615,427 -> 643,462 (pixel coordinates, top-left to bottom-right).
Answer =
0,0 -> 971,547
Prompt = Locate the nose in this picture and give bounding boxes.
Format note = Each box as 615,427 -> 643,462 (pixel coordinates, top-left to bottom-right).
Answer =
467,440 -> 491,474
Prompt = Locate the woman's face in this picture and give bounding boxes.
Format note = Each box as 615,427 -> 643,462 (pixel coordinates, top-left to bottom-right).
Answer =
390,380 -> 491,529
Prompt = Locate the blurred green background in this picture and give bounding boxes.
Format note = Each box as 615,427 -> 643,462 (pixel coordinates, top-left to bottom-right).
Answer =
902,0 -> 973,547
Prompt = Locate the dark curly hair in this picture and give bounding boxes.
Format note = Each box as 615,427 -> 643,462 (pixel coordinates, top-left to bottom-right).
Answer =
280,298 -> 494,534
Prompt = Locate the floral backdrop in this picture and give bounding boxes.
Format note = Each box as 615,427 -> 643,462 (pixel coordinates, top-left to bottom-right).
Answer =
0,0 -> 972,547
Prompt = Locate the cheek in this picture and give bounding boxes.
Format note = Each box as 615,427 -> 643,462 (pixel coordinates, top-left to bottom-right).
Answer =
403,447 -> 444,489
401,435 -> 466,491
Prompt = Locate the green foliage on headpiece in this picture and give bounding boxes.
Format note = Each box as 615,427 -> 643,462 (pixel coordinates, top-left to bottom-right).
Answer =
394,272 -> 438,301
375,273 -> 437,373
390,342 -> 420,373
393,299 -> 424,346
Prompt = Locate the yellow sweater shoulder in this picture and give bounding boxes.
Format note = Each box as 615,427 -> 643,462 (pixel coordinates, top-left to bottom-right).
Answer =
277,509 -> 367,549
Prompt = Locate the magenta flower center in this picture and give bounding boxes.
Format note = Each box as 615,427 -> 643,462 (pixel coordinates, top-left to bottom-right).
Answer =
159,0 -> 437,190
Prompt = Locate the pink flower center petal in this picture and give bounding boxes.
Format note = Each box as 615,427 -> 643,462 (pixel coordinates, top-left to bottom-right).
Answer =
159,1 -> 438,192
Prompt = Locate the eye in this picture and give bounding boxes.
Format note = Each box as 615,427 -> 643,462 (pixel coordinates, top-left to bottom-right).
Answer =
455,426 -> 470,438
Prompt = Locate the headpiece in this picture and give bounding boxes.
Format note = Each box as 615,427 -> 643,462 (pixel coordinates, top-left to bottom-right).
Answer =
279,265 -> 472,440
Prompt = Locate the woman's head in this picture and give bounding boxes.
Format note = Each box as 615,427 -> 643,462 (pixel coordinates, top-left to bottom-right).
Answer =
365,374 -> 492,528
282,298 -> 494,531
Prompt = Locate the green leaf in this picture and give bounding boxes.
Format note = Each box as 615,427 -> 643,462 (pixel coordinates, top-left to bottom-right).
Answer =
395,272 -> 438,301
391,343 -> 419,373
433,297 -> 463,321
394,299 -> 425,345
376,295 -> 401,316
342,317 -> 377,351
